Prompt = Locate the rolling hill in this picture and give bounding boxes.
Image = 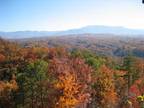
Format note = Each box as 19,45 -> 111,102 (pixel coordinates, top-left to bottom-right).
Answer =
13,34 -> 144,58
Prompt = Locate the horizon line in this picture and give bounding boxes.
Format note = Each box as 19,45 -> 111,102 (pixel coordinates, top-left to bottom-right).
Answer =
1,25 -> 144,32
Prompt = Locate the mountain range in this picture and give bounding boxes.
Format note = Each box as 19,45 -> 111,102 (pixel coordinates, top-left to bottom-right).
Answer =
0,25 -> 144,39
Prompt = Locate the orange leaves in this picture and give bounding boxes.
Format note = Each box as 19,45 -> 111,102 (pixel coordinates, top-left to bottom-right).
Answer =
55,73 -> 79,92
48,47 -> 68,59
0,76 -> 18,108
0,75 -> 18,93
0,81 -> 5,92
21,47 -> 49,63
55,73 -> 80,108
0,53 -> 5,62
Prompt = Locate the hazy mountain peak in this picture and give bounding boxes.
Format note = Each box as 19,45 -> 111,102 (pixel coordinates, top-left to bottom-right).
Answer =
0,25 -> 144,39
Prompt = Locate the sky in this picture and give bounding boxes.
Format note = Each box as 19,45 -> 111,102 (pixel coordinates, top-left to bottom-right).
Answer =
0,0 -> 144,32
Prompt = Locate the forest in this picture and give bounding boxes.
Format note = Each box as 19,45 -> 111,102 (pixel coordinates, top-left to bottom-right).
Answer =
0,38 -> 144,108
15,35 -> 144,58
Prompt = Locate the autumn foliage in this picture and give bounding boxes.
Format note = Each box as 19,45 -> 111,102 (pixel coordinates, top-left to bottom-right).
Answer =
0,38 -> 144,108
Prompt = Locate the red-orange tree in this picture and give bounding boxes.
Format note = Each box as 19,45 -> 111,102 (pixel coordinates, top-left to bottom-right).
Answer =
49,56 -> 92,108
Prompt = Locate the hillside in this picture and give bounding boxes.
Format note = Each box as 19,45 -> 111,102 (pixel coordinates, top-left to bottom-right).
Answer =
14,34 -> 144,57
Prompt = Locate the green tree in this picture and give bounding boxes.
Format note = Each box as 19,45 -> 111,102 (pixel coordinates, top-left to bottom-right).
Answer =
123,55 -> 139,91
17,60 -> 49,108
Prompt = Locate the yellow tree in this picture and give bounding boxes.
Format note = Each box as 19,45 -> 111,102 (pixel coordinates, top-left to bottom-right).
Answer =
91,65 -> 118,108
55,73 -> 80,108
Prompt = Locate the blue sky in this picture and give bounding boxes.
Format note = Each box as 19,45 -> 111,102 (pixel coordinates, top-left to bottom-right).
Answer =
0,0 -> 144,31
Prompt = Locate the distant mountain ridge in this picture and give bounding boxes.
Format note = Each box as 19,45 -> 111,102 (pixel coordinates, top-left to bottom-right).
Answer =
0,25 -> 144,39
